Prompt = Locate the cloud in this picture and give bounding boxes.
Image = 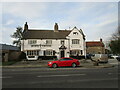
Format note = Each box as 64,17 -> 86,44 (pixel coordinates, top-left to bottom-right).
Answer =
2,27 -> 16,45
0,3 -> 2,43
5,19 -> 15,26
3,3 -> 47,19
1,0 -> 120,2
97,19 -> 117,27
2,2 -> 118,44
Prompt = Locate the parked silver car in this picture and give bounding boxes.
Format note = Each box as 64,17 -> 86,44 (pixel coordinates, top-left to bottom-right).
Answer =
91,54 -> 108,63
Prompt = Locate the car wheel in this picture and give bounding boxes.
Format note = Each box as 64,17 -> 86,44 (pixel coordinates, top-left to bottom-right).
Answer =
72,63 -> 77,68
52,63 -> 58,68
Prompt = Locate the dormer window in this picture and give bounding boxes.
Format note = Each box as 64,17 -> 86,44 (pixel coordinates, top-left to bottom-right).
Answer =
73,32 -> 78,35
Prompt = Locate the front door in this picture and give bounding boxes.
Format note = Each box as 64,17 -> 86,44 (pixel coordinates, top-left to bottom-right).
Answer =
60,50 -> 65,58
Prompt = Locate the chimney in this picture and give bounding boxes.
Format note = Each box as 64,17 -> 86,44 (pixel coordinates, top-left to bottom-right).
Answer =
100,38 -> 102,42
74,26 -> 77,29
54,23 -> 59,32
24,22 -> 28,31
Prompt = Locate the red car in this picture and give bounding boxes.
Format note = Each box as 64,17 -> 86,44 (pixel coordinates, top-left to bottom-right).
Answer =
48,57 -> 80,68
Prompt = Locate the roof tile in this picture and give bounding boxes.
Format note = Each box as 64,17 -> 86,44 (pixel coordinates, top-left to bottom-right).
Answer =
86,42 -> 104,47
22,29 -> 71,39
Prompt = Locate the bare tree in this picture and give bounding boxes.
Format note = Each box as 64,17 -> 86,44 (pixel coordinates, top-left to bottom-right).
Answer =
109,26 -> 120,54
112,26 -> 120,40
11,26 -> 23,48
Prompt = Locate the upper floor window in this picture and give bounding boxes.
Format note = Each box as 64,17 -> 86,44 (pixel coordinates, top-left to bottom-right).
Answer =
61,40 -> 65,45
73,32 -> 78,35
46,40 -> 52,45
28,40 -> 37,44
72,39 -> 80,44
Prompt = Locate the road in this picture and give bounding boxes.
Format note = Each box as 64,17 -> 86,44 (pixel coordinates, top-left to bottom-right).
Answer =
2,65 -> 119,88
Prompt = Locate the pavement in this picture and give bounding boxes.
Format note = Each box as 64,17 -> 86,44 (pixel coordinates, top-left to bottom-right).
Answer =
1,59 -> 115,68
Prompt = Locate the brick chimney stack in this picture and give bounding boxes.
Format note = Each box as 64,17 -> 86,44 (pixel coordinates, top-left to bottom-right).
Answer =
100,38 -> 102,42
24,22 -> 28,32
54,23 -> 59,32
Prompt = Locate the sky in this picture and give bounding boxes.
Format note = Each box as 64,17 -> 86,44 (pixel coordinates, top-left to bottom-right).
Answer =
0,0 -> 119,45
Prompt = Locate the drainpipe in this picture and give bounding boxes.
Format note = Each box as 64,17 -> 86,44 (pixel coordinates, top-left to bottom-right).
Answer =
66,36 -> 70,57
23,40 -> 24,51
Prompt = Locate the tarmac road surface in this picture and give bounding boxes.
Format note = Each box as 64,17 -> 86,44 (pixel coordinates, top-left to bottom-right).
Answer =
2,66 -> 119,88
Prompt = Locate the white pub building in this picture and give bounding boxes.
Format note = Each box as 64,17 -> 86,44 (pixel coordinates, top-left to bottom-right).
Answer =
21,22 -> 86,60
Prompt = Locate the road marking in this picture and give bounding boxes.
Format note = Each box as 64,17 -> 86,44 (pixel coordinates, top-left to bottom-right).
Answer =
37,73 -> 86,78
108,73 -> 119,75
70,74 -> 86,76
51,75 -> 69,77
108,73 -> 112,75
68,78 -> 118,83
27,78 -> 118,84
0,76 -> 12,79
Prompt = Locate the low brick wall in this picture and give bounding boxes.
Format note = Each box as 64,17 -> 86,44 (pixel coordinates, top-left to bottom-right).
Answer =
9,51 -> 21,61
3,51 -> 26,62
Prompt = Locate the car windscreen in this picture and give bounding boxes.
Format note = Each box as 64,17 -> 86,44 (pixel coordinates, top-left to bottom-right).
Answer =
60,58 -> 73,61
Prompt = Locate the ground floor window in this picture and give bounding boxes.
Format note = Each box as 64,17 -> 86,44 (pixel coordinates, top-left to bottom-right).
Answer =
27,50 -> 39,56
70,50 -> 83,56
44,50 -> 55,56
26,50 -> 56,56
70,50 -> 80,56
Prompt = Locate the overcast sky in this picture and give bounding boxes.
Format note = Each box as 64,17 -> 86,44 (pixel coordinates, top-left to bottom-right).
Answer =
1,1 -> 119,45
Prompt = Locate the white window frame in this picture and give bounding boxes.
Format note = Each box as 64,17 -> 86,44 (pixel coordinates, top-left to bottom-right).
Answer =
45,50 -> 53,56
28,40 -> 37,44
72,39 -> 80,44
70,50 -> 80,56
73,32 -> 78,35
61,40 -> 65,45
46,40 -> 52,45
27,50 -> 39,56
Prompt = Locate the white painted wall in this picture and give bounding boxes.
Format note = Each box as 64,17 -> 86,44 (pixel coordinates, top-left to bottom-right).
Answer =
21,27 -> 86,58
68,28 -> 86,54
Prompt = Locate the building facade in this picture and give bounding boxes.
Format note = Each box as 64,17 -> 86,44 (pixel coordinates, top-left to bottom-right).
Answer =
21,22 -> 86,60
86,39 -> 105,54
0,44 -> 21,62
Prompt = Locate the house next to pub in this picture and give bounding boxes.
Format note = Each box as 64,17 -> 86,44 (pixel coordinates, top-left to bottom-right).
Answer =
86,38 -> 105,55
21,22 -> 86,60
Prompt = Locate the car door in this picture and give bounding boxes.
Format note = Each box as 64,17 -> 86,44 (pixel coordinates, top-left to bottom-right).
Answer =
58,58 -> 67,66
64,58 -> 73,66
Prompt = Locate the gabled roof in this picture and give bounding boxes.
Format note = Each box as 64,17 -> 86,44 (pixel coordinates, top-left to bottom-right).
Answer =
86,41 -> 104,47
72,27 -> 85,37
22,29 -> 71,39
22,23 -> 85,40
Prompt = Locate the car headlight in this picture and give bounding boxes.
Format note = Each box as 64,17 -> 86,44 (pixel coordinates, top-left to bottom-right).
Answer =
49,62 -> 52,64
